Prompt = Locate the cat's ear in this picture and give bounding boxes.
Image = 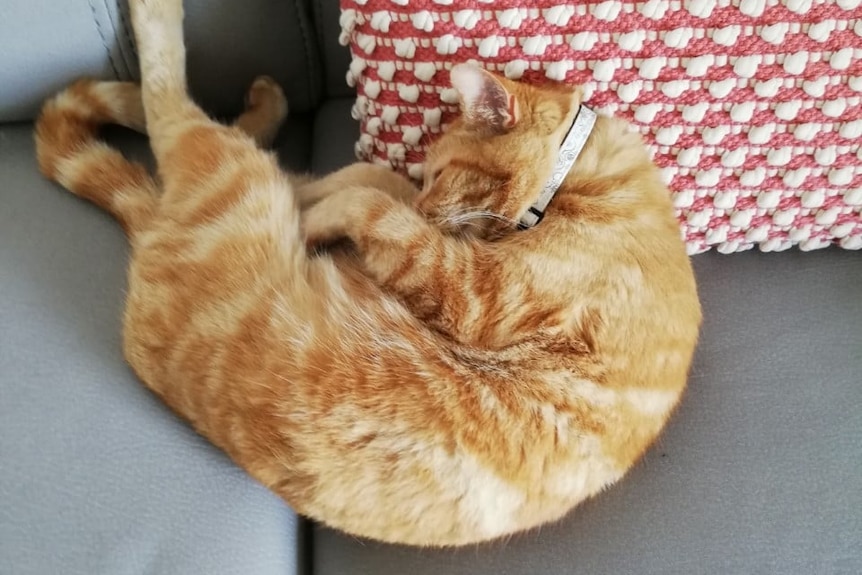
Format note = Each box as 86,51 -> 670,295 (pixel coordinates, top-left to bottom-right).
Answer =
450,63 -> 519,132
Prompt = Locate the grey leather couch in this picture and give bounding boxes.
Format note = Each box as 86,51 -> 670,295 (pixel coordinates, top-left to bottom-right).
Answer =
1,1 -> 859,573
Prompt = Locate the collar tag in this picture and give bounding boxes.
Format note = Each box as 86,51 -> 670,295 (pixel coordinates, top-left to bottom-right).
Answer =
518,105 -> 597,229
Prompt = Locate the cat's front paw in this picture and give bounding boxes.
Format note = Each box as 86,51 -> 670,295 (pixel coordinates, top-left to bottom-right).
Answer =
301,198 -> 349,249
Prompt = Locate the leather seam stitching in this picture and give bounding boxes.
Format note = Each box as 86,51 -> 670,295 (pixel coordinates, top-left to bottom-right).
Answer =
293,0 -> 316,108
314,0 -> 328,96
102,0 -> 134,79
117,1 -> 136,59
87,0 -> 121,79
117,2 -> 139,81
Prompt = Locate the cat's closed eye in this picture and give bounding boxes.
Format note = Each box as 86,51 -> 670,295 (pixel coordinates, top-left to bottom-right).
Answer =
420,167 -> 445,199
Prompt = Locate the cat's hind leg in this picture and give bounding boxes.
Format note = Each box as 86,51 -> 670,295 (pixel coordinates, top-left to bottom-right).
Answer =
129,0 -> 222,192
33,71 -> 286,240
129,0 -> 304,262
128,0 -> 287,158
128,0 -> 200,147
234,76 -> 288,148
128,0 -> 295,212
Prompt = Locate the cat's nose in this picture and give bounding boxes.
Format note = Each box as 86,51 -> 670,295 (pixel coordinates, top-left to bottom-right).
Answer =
414,198 -> 439,221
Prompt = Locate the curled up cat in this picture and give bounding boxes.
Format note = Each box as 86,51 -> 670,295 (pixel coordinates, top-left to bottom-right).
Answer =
34,0 -> 702,547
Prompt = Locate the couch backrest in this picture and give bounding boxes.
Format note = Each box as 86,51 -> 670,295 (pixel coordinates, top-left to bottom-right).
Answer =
310,0 -> 353,100
0,0 -> 324,123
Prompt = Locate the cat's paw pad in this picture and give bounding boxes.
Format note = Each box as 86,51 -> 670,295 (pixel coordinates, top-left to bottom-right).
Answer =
245,76 -> 288,123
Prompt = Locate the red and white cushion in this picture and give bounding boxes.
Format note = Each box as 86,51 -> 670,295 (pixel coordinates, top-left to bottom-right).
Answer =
339,0 -> 862,254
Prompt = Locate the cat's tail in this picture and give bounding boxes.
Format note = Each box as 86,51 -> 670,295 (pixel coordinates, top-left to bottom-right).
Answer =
35,80 -> 158,237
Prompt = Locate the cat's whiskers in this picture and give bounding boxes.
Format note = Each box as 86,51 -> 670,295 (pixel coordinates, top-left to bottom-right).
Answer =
437,208 -> 519,228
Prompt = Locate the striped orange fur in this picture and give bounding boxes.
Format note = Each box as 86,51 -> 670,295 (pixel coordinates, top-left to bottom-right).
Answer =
34,0 -> 701,547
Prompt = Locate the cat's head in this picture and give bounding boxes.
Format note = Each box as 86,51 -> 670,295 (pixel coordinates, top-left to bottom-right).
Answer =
416,64 -> 583,238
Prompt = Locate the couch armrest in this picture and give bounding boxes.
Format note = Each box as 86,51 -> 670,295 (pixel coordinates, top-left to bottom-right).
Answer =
0,0 -> 323,123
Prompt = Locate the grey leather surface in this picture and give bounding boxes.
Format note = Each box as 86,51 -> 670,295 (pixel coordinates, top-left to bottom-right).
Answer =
310,98 -> 360,175
182,0 -> 321,117
0,0 -> 135,123
309,101 -> 862,574
0,122 -> 313,575
310,0 -> 354,99
275,111 -> 317,174
0,0 -> 321,123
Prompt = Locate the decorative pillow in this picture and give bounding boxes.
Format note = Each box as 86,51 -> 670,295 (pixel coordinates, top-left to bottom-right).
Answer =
338,0 -> 862,254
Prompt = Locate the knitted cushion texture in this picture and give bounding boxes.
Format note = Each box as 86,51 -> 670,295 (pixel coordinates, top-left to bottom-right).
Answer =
339,0 -> 862,253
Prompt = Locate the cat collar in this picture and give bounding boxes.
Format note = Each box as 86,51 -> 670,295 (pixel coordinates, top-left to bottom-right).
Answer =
518,105 -> 597,229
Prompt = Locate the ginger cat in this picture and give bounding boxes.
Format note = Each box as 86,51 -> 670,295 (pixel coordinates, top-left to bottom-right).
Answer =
34,0 -> 701,547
